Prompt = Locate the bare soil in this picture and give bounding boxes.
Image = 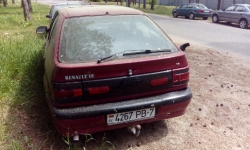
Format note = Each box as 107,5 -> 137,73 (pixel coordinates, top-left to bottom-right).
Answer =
4,38 -> 250,150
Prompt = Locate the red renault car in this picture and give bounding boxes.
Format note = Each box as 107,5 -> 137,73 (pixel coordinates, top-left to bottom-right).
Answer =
36,5 -> 192,139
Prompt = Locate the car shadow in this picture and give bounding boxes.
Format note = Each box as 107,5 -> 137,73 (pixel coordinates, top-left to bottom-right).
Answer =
209,21 -> 249,29
82,120 -> 169,150
177,16 -> 209,21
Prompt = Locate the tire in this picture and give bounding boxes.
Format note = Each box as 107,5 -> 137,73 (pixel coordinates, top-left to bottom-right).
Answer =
212,15 -> 219,23
173,12 -> 178,18
189,13 -> 195,20
203,17 -> 208,20
239,19 -> 248,29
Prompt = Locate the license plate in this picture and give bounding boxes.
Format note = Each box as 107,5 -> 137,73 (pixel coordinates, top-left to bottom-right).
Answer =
204,10 -> 209,12
107,107 -> 155,125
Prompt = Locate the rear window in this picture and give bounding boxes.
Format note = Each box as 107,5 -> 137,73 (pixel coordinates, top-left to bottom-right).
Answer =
196,4 -> 207,9
59,15 -> 178,63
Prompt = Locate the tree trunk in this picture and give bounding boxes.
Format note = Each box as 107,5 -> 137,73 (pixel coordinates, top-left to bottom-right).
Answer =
233,0 -> 236,4
217,0 -> 222,10
3,0 -> 7,7
138,0 -> 140,8
12,0 -> 15,4
22,0 -> 31,21
0,0 -> 3,4
150,0 -> 154,10
27,0 -> 33,12
143,0 -> 146,9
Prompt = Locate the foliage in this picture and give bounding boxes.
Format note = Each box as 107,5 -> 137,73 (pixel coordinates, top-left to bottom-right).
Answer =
148,0 -> 158,5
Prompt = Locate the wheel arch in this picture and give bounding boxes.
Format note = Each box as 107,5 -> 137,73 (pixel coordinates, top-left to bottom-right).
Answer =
239,17 -> 248,24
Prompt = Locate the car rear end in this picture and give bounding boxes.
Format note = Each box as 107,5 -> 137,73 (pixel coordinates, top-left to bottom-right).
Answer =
194,4 -> 212,18
44,6 -> 192,137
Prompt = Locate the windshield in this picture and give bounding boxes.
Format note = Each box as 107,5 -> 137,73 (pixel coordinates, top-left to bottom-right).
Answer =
59,15 -> 178,63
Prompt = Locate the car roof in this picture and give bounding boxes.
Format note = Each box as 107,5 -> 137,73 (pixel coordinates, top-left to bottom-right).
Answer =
57,5 -> 144,18
186,3 -> 205,5
234,4 -> 250,7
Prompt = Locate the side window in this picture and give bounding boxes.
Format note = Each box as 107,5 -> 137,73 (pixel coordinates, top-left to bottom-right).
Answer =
187,5 -> 193,8
181,5 -> 187,8
225,6 -> 236,11
235,6 -> 245,12
48,12 -> 59,41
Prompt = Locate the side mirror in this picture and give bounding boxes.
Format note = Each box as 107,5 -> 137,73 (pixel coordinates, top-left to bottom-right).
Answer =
180,43 -> 190,51
36,26 -> 48,34
46,14 -> 51,18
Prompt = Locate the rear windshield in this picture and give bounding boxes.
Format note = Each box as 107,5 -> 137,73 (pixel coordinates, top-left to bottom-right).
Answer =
59,15 -> 178,63
196,4 -> 208,9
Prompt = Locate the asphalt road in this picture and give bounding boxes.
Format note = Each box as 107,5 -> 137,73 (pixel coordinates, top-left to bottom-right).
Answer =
148,14 -> 250,58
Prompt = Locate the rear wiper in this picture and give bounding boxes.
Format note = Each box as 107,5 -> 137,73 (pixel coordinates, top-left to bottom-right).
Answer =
97,49 -> 171,64
97,55 -> 115,64
123,49 -> 171,56
97,50 -> 141,64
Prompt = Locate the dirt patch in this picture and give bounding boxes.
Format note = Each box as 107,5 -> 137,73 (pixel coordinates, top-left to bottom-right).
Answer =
3,38 -> 250,150
103,38 -> 250,150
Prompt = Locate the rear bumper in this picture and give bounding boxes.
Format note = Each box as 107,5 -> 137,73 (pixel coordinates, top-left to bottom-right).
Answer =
195,13 -> 211,17
46,87 -> 192,136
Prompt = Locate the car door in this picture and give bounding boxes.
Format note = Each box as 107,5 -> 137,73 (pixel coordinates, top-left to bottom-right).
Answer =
231,6 -> 246,23
178,5 -> 188,16
185,4 -> 194,16
219,5 -> 236,22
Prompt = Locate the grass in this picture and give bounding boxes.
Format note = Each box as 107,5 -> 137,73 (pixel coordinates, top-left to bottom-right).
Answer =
0,2 -> 50,150
0,2 -> 174,149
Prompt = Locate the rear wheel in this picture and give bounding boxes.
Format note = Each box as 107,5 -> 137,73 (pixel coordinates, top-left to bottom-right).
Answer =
203,17 -> 208,20
212,15 -> 219,23
173,12 -> 178,18
189,13 -> 195,20
239,19 -> 248,29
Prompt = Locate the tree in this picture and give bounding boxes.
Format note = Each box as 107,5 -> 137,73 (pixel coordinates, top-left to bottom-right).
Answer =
27,0 -> 32,12
12,0 -> 15,4
143,0 -> 146,9
150,0 -> 154,10
22,0 -> 30,21
217,0 -> 222,10
3,0 -> 7,7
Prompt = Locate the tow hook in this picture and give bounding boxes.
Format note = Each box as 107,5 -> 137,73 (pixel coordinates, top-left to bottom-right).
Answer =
73,131 -> 79,141
127,125 -> 141,137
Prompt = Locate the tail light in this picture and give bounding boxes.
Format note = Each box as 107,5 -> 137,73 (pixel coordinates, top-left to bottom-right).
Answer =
52,82 -> 82,103
88,86 -> 110,95
151,77 -> 168,86
54,89 -> 82,98
172,67 -> 189,86
198,10 -> 204,13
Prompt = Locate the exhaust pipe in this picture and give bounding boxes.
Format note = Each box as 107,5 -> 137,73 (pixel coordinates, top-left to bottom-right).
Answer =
127,125 -> 141,137
73,131 -> 79,141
